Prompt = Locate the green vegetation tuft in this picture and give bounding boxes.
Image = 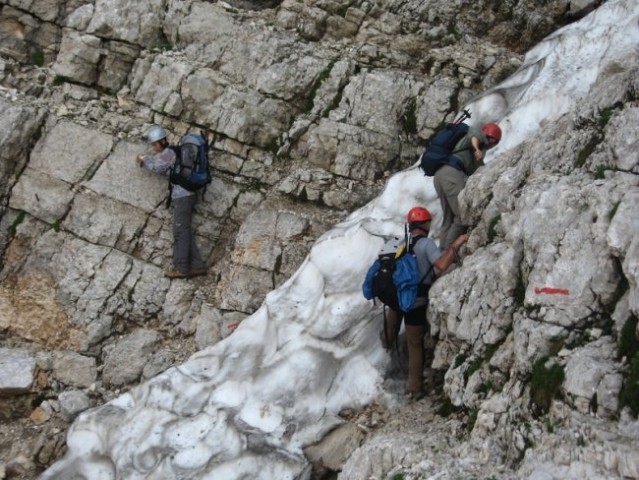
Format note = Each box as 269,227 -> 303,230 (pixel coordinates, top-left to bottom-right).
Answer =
436,398 -> 460,417
530,357 -> 565,415
477,381 -> 495,396
463,341 -> 503,384
598,107 -> 615,129
466,407 -> 479,432
464,357 -> 483,382
594,165 -> 607,179
31,48 -> 45,67
487,214 -> 501,243
323,89 -> 343,118
575,135 -> 601,167
9,211 -> 26,236
608,200 -> 621,221
303,61 -> 335,114
454,353 -> 467,368
49,220 -> 61,232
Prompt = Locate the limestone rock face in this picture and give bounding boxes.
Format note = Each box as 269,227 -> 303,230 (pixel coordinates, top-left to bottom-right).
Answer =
0,0 -> 638,478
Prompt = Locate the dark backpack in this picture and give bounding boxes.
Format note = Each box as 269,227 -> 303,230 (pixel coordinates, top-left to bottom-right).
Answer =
419,110 -> 472,176
169,132 -> 211,192
362,237 -> 433,312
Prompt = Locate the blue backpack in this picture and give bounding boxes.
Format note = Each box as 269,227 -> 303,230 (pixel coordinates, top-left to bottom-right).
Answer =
419,110 -> 472,176
169,132 -> 211,192
362,238 -> 433,312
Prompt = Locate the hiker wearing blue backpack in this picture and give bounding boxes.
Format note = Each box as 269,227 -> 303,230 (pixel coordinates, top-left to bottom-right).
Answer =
433,122 -> 502,249
363,206 -> 468,400
136,125 -> 208,279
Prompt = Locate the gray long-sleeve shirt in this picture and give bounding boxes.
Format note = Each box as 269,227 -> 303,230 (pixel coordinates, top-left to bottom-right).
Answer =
451,126 -> 489,176
142,147 -> 193,200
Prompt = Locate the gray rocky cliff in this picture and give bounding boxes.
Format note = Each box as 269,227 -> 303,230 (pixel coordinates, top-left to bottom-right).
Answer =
0,0 -> 637,478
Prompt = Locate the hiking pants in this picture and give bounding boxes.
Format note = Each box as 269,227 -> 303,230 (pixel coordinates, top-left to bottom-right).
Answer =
173,195 -> 205,273
433,165 -> 468,250
385,306 -> 427,393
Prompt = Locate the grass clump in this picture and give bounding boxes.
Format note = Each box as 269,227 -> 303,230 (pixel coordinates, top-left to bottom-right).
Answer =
608,200 -> 621,221
575,135 -> 601,167
598,107 -> 616,129
303,61 -> 335,114
594,165 -> 607,179
454,353 -> 467,368
436,398 -> 460,417
31,48 -> 45,67
464,357 -> 483,382
8,210 -> 26,236
530,357 -> 565,416
466,407 -> 479,432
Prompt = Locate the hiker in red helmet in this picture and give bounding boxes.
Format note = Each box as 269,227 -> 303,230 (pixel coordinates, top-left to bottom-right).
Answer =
434,122 -> 502,249
384,206 -> 468,400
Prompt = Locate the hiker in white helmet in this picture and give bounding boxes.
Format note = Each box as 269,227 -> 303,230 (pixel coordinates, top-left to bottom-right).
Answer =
136,125 -> 206,279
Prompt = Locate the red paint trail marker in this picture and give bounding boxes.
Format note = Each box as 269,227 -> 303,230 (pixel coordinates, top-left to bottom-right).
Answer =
534,287 -> 570,296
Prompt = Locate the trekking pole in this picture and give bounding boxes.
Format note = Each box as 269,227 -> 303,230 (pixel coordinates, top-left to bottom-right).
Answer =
454,109 -> 472,124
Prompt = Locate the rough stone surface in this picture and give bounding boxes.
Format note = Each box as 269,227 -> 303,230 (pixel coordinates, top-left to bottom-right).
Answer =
58,390 -> 91,422
0,0 -> 637,477
51,351 -> 97,389
0,348 -> 35,394
304,423 -> 364,472
52,30 -> 102,85
101,329 -> 161,387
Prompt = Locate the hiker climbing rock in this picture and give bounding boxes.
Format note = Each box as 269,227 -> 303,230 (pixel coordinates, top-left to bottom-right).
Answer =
433,121 -> 501,249
136,125 -> 207,279
363,207 -> 469,400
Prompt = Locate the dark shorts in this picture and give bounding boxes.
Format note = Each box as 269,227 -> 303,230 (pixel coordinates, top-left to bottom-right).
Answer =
403,305 -> 427,326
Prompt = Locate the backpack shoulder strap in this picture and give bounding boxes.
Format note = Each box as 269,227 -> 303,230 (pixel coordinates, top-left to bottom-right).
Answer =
168,145 -> 182,166
412,236 -> 436,284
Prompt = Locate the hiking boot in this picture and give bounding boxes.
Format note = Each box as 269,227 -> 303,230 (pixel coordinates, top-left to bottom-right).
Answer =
189,268 -> 207,278
407,389 -> 427,402
164,268 -> 188,279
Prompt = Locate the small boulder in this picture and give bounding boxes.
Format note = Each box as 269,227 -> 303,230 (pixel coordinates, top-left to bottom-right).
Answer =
0,348 -> 36,395
59,390 -> 91,422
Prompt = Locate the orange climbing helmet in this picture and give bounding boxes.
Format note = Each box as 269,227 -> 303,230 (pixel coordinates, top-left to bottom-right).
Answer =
482,123 -> 502,143
407,206 -> 432,224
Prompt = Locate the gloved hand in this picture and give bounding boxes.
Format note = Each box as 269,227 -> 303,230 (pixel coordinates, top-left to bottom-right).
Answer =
135,154 -> 144,167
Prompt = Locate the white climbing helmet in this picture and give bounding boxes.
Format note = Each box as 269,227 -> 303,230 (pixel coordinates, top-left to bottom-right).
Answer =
146,125 -> 168,143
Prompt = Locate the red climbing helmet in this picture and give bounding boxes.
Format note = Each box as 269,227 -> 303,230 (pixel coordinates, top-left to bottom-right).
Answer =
407,206 -> 432,224
482,123 -> 502,143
